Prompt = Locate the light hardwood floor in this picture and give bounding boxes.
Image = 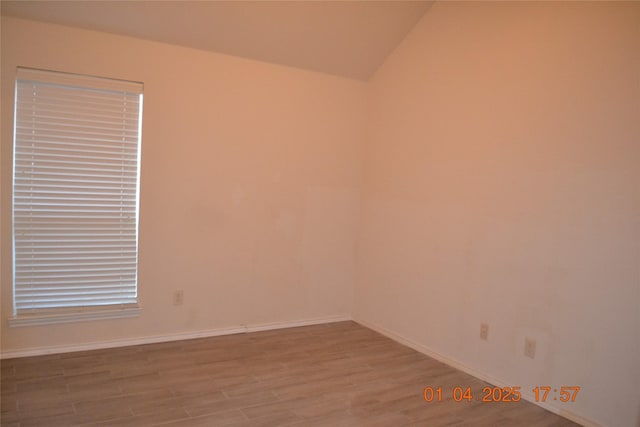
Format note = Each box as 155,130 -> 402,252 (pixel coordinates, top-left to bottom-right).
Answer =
1,321 -> 578,426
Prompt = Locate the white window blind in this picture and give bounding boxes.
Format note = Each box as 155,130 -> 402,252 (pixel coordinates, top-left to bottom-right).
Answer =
12,68 -> 143,315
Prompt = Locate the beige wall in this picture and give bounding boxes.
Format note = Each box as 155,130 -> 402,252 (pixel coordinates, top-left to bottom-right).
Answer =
1,17 -> 365,352
356,2 -> 640,427
2,3 -> 639,426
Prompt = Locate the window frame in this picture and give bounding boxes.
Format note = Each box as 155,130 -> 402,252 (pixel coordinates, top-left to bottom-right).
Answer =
9,67 -> 144,326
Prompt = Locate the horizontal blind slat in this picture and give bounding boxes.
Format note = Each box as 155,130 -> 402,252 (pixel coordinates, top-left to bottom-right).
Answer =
14,134 -> 140,147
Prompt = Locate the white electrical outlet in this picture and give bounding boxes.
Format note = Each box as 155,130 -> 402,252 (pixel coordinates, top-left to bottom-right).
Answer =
524,338 -> 536,359
480,323 -> 489,340
173,290 -> 184,306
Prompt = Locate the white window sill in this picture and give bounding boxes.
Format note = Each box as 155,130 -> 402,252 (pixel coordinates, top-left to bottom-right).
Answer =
8,307 -> 141,327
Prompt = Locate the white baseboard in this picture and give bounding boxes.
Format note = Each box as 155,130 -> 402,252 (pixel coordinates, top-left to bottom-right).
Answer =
0,314 -> 351,359
354,317 -> 600,427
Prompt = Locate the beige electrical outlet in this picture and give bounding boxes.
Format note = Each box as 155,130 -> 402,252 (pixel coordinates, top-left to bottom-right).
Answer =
173,290 -> 184,306
524,338 -> 536,358
480,323 -> 489,340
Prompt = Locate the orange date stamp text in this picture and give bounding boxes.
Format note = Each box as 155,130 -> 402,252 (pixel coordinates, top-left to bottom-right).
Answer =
423,386 -> 580,403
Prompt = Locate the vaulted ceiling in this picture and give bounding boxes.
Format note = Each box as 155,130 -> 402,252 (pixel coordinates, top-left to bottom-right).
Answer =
1,1 -> 432,81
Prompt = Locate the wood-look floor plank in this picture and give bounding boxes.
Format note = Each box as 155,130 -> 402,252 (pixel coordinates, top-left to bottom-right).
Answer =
0,321 -> 579,426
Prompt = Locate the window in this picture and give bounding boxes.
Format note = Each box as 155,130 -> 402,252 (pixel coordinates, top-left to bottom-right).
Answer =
11,68 -> 143,325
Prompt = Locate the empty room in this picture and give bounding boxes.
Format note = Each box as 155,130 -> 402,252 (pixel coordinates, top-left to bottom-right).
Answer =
1,1 -> 638,426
